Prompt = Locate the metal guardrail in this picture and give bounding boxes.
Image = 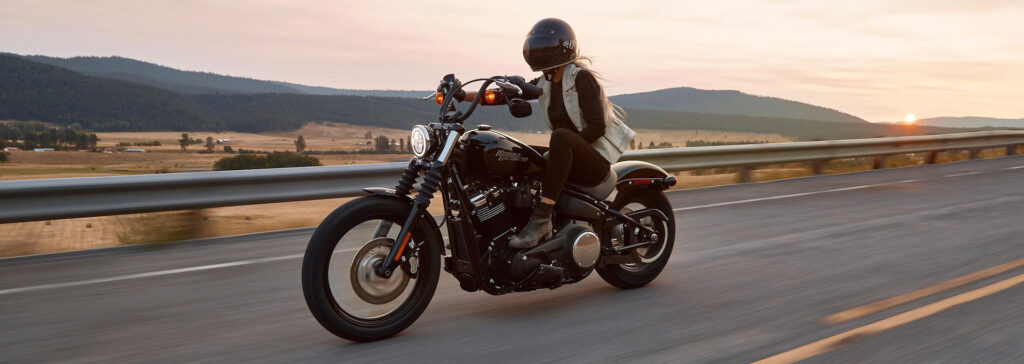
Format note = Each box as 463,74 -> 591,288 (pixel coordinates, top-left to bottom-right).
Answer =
1,131 -> 1022,224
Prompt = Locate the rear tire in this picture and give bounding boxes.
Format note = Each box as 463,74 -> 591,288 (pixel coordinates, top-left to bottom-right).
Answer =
597,189 -> 675,289
301,196 -> 441,342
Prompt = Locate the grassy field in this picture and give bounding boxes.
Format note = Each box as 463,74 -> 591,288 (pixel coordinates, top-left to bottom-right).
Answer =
0,121 -> 820,257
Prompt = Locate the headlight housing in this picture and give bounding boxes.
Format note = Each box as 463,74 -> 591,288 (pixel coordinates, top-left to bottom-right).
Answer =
410,125 -> 433,157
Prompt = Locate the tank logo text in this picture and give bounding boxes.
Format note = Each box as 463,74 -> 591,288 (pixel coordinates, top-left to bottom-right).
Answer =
495,150 -> 528,162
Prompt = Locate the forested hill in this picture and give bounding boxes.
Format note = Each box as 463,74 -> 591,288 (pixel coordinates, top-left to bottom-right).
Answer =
13,53 -> 429,97
0,54 -> 540,132
610,87 -> 867,123
1,54 -> 983,139
0,54 -> 224,131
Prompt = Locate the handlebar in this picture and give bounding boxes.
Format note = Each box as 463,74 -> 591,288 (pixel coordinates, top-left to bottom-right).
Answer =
430,74 -> 542,124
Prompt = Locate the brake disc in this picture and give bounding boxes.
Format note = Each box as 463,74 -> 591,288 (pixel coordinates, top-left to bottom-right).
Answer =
349,237 -> 410,305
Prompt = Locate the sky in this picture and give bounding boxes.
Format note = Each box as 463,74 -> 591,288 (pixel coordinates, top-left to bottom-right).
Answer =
2,0 -> 1022,122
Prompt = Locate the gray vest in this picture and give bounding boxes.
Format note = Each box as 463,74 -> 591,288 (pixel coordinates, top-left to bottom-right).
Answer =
535,63 -> 636,163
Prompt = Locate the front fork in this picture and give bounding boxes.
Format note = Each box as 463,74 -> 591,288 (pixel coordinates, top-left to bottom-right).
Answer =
375,130 -> 460,278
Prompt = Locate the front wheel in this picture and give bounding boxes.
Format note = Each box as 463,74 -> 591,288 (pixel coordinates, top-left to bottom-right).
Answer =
597,189 -> 675,289
301,196 -> 441,342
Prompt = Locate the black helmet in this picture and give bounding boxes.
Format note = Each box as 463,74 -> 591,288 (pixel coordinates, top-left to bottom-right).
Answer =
523,18 -> 578,72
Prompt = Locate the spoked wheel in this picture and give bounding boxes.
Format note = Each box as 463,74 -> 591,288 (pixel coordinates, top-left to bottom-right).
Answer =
597,189 -> 675,289
302,196 -> 440,342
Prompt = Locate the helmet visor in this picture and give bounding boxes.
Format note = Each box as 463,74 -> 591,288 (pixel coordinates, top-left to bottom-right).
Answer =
523,35 -> 571,71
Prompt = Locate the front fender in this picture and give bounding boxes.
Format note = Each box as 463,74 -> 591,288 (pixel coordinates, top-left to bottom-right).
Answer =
363,187 -> 412,203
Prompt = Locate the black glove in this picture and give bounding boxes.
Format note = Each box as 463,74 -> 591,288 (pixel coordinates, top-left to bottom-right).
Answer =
437,74 -> 466,102
508,75 -> 527,87
508,75 -> 541,99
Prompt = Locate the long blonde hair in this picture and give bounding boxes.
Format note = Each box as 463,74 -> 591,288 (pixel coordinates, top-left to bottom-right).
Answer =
571,57 -> 628,122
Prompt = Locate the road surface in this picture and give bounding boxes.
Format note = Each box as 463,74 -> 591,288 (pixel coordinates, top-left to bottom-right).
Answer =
2,156 -> 1023,363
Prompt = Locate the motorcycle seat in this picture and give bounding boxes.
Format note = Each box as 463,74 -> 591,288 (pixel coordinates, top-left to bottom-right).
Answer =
568,167 -> 617,201
542,151 -> 618,201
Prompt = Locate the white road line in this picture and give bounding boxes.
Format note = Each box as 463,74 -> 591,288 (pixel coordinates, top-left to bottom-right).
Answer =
943,171 -> 982,178
1002,166 -> 1024,170
672,180 -> 918,212
0,254 -> 303,296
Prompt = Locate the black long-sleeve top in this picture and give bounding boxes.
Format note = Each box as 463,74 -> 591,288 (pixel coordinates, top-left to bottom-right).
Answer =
527,70 -> 606,143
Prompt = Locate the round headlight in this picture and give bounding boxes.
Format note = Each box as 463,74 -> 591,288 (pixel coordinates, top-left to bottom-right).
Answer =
410,125 -> 432,157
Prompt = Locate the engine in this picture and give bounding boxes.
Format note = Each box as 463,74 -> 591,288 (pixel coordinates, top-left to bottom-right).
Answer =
444,128 -> 600,294
457,177 -> 600,292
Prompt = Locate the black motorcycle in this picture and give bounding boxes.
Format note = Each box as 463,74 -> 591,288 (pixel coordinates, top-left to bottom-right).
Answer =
301,74 -> 677,342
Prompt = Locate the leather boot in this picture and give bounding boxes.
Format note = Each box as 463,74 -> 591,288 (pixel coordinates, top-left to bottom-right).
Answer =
508,202 -> 553,249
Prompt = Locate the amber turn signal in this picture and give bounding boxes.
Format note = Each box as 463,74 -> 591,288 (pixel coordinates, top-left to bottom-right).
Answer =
435,92 -> 444,105
484,90 -> 497,104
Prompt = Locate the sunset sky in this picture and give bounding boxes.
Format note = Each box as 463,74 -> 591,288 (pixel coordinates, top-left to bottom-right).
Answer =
2,0 -> 1022,122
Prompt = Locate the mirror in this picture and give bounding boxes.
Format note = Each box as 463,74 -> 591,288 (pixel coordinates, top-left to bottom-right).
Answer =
508,99 -> 532,118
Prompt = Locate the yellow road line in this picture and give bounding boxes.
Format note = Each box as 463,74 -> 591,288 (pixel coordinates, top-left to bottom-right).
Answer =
753,272 -> 1024,364
822,257 -> 1024,324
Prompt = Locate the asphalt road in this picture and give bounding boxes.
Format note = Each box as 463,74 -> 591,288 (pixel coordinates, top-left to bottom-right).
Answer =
2,156 -> 1023,363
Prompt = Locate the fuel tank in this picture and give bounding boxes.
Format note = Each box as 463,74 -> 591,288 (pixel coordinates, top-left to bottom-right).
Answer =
459,129 -> 544,176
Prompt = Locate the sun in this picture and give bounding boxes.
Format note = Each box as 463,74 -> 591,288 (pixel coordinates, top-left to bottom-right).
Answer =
904,113 -> 916,124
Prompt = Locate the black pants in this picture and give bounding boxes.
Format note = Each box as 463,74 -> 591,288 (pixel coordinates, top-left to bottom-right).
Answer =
532,128 -> 610,201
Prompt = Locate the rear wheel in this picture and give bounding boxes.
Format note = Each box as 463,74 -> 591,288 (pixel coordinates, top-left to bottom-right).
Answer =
597,189 -> 675,289
301,196 -> 441,342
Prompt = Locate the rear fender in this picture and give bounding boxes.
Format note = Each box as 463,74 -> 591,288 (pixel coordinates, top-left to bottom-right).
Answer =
610,161 -> 674,204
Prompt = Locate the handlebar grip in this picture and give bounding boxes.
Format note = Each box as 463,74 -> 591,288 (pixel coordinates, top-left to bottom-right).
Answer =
517,82 -> 542,99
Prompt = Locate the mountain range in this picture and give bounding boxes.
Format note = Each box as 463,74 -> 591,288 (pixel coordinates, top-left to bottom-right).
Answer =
917,117 -> 1024,129
0,53 -> 995,139
14,54 -> 428,98
610,88 -> 866,123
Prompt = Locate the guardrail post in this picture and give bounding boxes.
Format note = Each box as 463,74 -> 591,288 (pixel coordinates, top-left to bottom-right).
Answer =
872,156 -> 886,170
924,152 -> 938,164
969,149 -> 981,160
737,167 -> 752,183
811,160 -> 827,175
1007,145 -> 1018,156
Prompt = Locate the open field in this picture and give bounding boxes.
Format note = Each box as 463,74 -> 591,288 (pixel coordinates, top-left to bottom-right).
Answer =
2,122 -> 791,181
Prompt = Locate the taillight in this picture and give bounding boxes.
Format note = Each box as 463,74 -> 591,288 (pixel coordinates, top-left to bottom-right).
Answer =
435,92 -> 444,105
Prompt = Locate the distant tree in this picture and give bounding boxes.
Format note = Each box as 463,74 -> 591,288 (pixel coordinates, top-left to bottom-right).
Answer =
399,137 -> 405,152
223,145 -> 235,153
374,135 -> 391,152
0,151 -> 8,163
88,134 -> 99,150
294,135 -> 307,153
178,133 -> 190,151
214,152 -> 321,170
205,136 -> 215,152
364,131 -> 373,139
629,139 -> 636,150
648,141 -> 655,149
39,130 -> 53,148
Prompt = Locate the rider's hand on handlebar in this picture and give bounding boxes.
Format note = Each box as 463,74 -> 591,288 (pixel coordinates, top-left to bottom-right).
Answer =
507,76 -> 527,87
437,74 -> 466,102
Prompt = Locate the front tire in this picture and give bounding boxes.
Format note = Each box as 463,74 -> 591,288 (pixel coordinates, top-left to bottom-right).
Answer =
597,189 -> 675,289
301,196 -> 441,342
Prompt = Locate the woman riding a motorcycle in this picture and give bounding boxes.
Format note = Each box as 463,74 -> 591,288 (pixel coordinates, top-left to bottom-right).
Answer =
461,18 -> 636,249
